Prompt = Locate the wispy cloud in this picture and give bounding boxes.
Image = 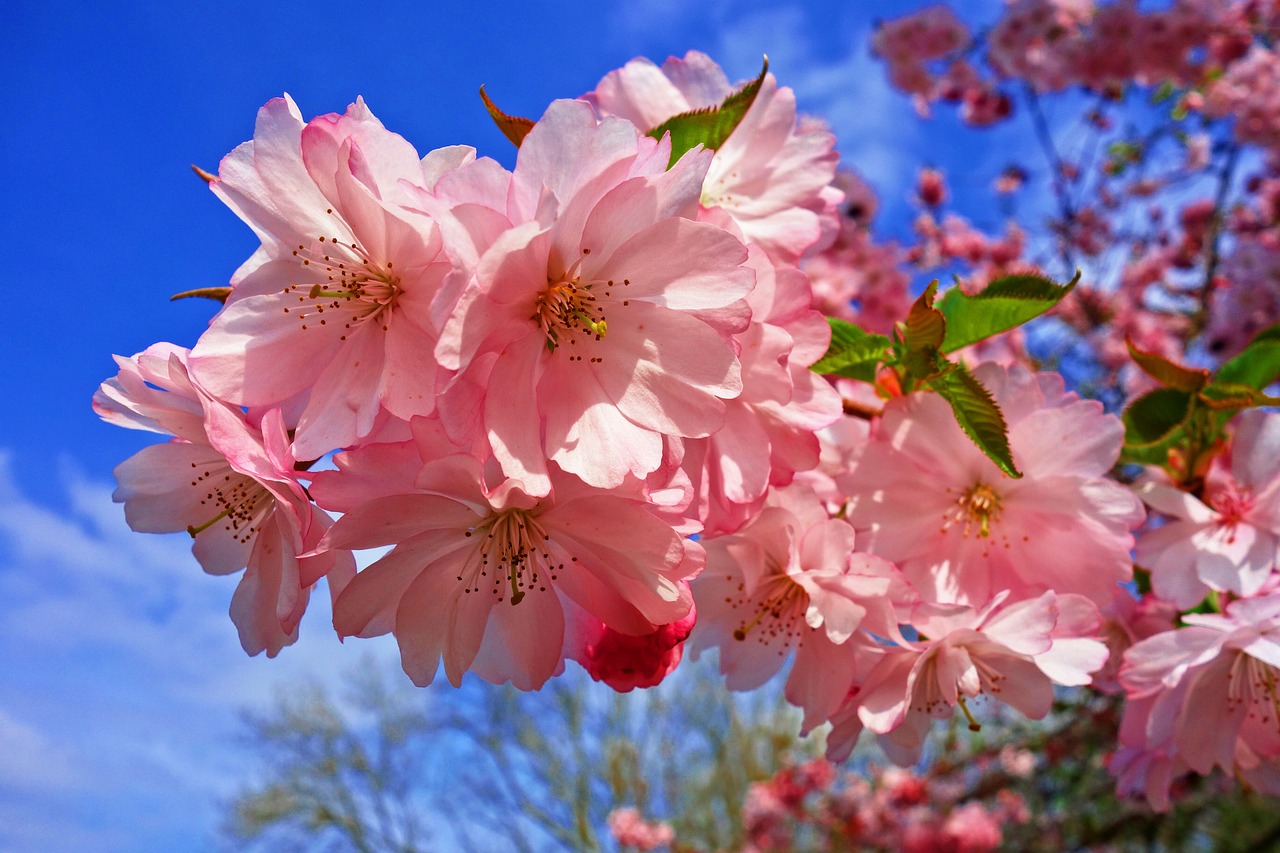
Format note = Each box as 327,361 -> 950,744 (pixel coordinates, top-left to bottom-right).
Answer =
0,452 -> 398,852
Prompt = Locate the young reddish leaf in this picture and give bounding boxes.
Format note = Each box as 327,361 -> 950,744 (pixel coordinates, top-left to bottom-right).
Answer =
479,85 -> 535,147
904,281 -> 946,351
1126,338 -> 1209,392
927,364 -> 1022,479
170,287 -> 232,303
647,57 -> 769,168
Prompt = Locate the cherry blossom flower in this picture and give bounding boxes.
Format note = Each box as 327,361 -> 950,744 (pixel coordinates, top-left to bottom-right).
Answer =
586,51 -> 842,264
312,442 -> 702,690
436,98 -> 754,494
189,95 -> 453,460
691,485 -> 911,729
676,248 -> 842,535
846,363 -> 1145,607
1118,593 -> 1280,796
97,344 -> 354,656
1135,409 -> 1280,608
850,591 -> 1109,766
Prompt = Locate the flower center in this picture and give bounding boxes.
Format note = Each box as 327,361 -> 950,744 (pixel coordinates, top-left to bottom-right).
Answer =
730,570 -> 809,646
1227,651 -> 1280,732
532,248 -> 632,356
1210,483 -> 1255,543
279,230 -> 402,338
185,461 -> 271,544
459,509 -> 561,606
941,482 -> 1005,540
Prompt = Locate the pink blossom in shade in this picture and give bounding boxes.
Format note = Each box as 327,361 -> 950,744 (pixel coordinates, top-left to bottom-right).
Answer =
677,248 -> 842,535
586,51 -> 842,264
606,807 -> 675,851
1109,695 -> 1187,812
1135,409 -> 1280,609
1204,237 -> 1280,358
99,345 -> 355,657
1119,593 -> 1280,785
436,99 -> 754,495
575,596 -> 696,692
691,485 -> 913,730
941,802 -> 1003,853
188,95 -> 454,461
314,449 -> 702,691
741,782 -> 793,851
845,363 -> 1146,607
853,591 -> 1109,766
1093,586 -> 1180,695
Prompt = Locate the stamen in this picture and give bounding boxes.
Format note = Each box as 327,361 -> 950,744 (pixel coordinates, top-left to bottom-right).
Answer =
957,695 -> 982,732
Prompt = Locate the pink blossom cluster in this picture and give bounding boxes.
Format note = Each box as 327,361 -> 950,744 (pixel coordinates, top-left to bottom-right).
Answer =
607,807 -> 675,851
988,0 -> 1217,93
96,24 -> 1280,818
735,758 -> 1022,852
870,6 -> 1010,126
96,52 -> 852,690
96,48 -> 1141,794
1113,410 -> 1280,806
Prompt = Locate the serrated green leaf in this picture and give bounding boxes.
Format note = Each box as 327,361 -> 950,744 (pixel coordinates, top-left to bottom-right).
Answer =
1126,338 -> 1209,392
647,57 -> 768,168
809,318 -> 892,381
1216,323 -> 1280,390
1200,382 -> 1280,411
928,365 -> 1022,478
479,86 -> 535,147
938,272 -> 1077,353
1122,387 -> 1193,447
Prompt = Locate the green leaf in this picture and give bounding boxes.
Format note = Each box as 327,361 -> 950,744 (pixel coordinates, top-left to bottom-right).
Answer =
1199,382 -> 1280,411
928,364 -> 1022,478
937,272 -> 1077,353
1122,387 -> 1193,448
809,318 -> 892,382
1215,323 -> 1280,390
647,57 -> 768,168
1126,338 -> 1209,392
479,85 -> 535,147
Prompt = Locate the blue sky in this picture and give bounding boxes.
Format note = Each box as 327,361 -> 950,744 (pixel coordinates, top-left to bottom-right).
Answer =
0,1 -> 1030,849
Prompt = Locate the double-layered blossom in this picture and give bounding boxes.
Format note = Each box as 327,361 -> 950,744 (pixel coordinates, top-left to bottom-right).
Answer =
189,96 -> 453,459
846,363 -> 1146,607
677,248 -> 842,534
587,50 -> 842,263
1136,409 -> 1280,608
835,591 -> 1108,766
1118,593 -> 1280,802
311,434 -> 703,690
436,99 -> 755,494
95,344 -> 354,656
692,485 -> 911,729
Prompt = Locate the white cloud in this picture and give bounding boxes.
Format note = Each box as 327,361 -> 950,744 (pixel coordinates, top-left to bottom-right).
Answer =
0,452 -> 399,852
